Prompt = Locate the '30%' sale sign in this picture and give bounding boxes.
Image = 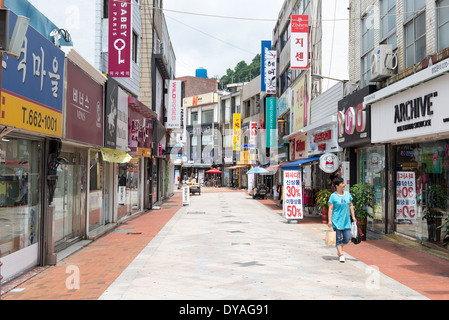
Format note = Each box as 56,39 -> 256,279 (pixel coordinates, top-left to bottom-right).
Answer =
283,170 -> 303,220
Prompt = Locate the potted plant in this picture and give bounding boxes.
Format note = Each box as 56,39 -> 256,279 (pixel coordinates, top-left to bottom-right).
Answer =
423,185 -> 448,242
350,184 -> 374,240
316,189 -> 332,224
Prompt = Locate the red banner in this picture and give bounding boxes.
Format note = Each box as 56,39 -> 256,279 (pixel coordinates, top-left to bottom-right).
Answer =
108,0 -> 131,77
290,15 -> 309,70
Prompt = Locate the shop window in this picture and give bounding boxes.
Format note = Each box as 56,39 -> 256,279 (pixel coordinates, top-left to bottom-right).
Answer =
0,139 -> 42,259
396,142 -> 449,243
357,145 -> 386,234
117,158 -> 141,220
89,151 -> 105,231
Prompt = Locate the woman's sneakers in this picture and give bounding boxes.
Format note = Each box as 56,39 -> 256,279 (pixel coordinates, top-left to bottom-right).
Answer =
339,254 -> 345,263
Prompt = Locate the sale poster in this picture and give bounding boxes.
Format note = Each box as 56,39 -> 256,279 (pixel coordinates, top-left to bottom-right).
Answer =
283,170 -> 303,220
396,171 -> 417,220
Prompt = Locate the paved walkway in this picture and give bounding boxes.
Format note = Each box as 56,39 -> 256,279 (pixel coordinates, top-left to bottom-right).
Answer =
1,188 -> 449,300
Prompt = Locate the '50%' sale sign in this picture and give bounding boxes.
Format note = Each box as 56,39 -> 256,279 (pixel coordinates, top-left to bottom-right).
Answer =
283,170 -> 303,220
396,171 -> 417,219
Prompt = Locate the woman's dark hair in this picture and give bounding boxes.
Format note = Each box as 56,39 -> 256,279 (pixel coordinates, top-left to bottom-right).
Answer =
332,177 -> 344,187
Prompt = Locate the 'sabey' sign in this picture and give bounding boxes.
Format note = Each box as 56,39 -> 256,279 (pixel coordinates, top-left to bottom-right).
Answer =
109,0 -> 131,78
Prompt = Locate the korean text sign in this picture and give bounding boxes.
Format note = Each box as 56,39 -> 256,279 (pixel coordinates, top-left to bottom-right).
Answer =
233,113 -> 241,151
290,15 -> 309,70
109,0 -> 131,78
66,60 -> 104,146
283,170 -> 303,220
1,11 -> 65,137
396,171 -> 417,220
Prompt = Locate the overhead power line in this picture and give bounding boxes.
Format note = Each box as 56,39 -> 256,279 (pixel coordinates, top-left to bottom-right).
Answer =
112,0 -> 449,24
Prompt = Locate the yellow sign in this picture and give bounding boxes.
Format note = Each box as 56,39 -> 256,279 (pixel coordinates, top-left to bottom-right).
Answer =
233,113 -> 241,151
137,147 -> 152,158
101,148 -> 132,163
1,91 -> 63,137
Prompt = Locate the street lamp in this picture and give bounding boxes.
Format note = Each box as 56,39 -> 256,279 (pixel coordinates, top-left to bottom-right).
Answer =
311,74 -> 348,83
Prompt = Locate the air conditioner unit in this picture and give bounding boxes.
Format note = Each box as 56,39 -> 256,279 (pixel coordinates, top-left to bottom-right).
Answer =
370,44 -> 397,82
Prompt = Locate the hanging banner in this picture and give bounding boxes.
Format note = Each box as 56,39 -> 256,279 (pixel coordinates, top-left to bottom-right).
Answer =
249,121 -> 257,149
108,0 -> 132,78
396,171 -> 417,220
264,50 -> 277,94
233,113 -> 241,151
266,97 -> 277,148
260,40 -> 271,92
290,15 -> 309,70
283,170 -> 303,220
167,80 -> 181,128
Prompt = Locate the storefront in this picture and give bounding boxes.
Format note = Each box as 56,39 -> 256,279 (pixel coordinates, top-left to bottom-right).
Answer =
338,85 -> 383,234
0,10 -> 65,280
368,59 -> 449,245
62,53 -> 105,248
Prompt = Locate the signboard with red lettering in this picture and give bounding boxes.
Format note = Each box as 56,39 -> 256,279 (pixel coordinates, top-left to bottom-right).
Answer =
108,0 -> 131,78
396,171 -> 417,220
290,15 -> 309,69
283,170 -> 303,220
167,80 -> 181,128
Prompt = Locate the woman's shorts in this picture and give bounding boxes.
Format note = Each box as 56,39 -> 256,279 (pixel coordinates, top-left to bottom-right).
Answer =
334,228 -> 351,246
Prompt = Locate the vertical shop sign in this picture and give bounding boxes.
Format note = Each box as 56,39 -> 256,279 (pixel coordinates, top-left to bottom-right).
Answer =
233,113 -> 241,151
290,15 -> 309,69
266,98 -> 277,148
283,170 -> 303,220
396,172 -> 417,220
1,11 -> 64,137
249,121 -> 257,148
260,40 -> 271,92
108,0 -> 131,78
65,60 -> 104,146
264,50 -> 277,94
293,73 -> 310,132
167,80 -> 181,128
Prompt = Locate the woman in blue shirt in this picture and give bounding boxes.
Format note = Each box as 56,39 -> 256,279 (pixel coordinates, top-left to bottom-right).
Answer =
327,177 -> 356,262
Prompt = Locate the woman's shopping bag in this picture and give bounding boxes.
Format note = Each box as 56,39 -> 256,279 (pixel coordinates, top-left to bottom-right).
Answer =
325,228 -> 336,246
351,221 -> 358,238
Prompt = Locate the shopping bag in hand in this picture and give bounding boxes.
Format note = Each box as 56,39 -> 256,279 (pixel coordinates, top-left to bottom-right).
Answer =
325,227 -> 336,246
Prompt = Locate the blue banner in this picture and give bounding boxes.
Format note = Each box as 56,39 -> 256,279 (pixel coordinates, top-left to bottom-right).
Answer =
260,41 -> 271,92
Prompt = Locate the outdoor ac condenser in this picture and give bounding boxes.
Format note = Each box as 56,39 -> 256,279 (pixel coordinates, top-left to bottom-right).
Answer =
370,44 -> 397,82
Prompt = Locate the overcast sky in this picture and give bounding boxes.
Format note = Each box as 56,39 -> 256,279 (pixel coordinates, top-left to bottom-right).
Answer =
164,0 -> 280,78
165,0 -> 349,88
27,0 -> 349,87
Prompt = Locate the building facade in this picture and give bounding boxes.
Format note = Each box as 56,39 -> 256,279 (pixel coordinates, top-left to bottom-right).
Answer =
346,0 -> 449,246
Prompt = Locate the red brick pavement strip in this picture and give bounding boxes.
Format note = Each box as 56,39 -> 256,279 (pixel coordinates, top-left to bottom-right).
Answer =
2,192 -> 184,300
343,241 -> 449,300
257,196 -> 449,300
3,189 -> 449,300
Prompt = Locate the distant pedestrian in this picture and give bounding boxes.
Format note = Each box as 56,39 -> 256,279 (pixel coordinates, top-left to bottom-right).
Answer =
327,177 -> 356,263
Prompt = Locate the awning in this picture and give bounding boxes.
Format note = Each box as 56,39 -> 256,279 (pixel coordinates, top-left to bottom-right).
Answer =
280,156 -> 321,170
101,148 -> 132,163
225,165 -> 250,170
266,162 -> 290,172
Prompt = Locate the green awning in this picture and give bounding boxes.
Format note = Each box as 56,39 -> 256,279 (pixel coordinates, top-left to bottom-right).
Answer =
101,148 -> 132,163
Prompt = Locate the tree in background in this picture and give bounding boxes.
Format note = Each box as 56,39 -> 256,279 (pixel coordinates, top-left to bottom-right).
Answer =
218,54 -> 261,90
